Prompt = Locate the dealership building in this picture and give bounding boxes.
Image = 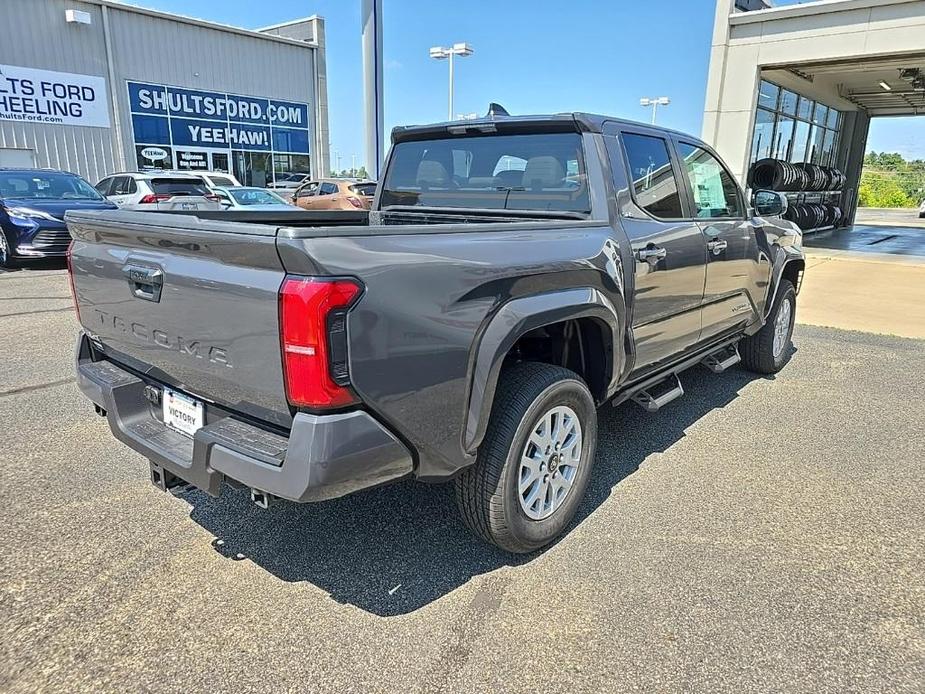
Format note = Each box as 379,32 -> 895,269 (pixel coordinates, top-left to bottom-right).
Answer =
0,0 -> 329,186
705,0 -> 925,228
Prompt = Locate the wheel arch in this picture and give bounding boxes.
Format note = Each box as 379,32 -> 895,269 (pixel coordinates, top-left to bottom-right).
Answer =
463,288 -> 623,454
765,255 -> 805,319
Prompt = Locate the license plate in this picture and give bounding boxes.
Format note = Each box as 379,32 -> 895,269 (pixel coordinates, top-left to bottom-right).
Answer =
180,201 -> 197,210
162,388 -> 204,437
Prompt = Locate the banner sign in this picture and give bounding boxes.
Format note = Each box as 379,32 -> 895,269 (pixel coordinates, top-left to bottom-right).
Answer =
127,81 -> 310,155
0,64 -> 110,128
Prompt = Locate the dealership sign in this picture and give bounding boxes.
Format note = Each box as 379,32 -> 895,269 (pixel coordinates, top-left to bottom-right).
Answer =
0,64 -> 110,128
127,81 -> 311,155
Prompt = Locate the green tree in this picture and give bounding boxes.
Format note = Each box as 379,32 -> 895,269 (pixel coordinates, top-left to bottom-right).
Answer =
860,151 -> 923,207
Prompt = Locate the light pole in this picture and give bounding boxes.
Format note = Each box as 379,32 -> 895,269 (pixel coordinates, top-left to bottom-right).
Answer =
640,96 -> 670,124
430,42 -> 474,120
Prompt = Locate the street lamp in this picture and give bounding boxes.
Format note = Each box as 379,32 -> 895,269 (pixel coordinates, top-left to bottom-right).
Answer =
430,42 -> 474,120
640,96 -> 670,124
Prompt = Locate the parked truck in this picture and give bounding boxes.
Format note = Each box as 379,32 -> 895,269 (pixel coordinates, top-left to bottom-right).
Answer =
67,112 -> 804,553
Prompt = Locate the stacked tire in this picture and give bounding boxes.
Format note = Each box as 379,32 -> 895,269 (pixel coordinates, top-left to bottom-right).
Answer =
783,202 -> 844,230
748,159 -> 846,193
748,157 -> 847,231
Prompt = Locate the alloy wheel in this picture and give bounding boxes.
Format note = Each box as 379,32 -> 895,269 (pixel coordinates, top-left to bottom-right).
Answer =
773,297 -> 793,359
518,405 -> 582,521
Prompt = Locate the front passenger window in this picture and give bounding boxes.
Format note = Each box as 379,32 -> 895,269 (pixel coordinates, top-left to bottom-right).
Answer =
111,177 -> 129,195
95,178 -> 113,196
620,133 -> 684,219
677,143 -> 744,219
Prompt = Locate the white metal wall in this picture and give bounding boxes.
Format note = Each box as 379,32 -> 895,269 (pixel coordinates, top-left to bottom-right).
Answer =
0,0 -> 117,183
1,0 -> 323,184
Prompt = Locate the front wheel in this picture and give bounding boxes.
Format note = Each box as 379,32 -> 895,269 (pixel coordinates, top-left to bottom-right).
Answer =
454,362 -> 598,554
741,279 -> 796,374
0,231 -> 16,269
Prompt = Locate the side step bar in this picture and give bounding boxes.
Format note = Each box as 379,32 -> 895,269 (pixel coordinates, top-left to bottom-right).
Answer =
631,373 -> 684,413
701,344 -> 741,374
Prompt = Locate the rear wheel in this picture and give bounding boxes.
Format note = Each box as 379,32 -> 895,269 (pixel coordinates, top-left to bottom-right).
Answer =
741,279 -> 796,374
454,362 -> 597,554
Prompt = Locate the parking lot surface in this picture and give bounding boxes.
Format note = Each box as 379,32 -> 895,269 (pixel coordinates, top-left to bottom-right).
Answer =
2,267 -> 924,693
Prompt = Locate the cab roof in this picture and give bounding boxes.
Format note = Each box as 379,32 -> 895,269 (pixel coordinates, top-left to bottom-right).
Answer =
391,112 -> 704,146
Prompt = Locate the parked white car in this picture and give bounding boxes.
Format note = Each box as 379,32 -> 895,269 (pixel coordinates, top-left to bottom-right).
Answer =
266,172 -> 311,191
161,170 -> 242,189
212,186 -> 301,211
919,199 -> 925,218
94,172 -> 223,211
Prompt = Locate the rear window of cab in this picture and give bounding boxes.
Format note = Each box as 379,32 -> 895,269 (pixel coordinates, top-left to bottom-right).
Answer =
380,132 -> 590,214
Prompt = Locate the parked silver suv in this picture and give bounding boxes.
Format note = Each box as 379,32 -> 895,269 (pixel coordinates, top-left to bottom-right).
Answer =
94,172 -> 222,211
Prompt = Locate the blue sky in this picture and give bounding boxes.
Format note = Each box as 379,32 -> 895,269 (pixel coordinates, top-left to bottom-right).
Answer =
120,0 -> 923,164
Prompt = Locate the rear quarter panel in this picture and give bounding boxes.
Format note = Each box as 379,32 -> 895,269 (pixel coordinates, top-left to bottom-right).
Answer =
277,221 -> 623,478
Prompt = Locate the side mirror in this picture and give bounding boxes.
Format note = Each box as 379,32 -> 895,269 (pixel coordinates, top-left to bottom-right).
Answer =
753,189 -> 788,217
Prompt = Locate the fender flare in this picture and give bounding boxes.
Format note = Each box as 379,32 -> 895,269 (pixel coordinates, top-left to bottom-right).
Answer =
463,287 -> 623,454
765,252 -> 806,319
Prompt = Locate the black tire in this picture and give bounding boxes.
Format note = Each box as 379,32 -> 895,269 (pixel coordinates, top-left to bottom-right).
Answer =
0,231 -> 16,269
741,279 -> 796,374
454,362 -> 598,554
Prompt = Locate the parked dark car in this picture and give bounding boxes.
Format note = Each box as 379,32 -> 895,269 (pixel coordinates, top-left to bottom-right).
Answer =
67,112 -> 804,553
0,169 -> 116,267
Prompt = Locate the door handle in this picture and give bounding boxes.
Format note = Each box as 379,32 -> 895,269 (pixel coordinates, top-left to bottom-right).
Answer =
707,239 -> 728,255
635,246 -> 667,264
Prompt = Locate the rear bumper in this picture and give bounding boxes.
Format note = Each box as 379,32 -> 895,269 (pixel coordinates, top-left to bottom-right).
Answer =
76,334 -> 413,502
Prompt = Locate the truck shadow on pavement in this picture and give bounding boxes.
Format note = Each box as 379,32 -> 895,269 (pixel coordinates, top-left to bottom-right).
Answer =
183,363 -> 774,617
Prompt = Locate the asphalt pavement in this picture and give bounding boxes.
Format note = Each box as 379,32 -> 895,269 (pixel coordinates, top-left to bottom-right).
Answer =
1,267 -> 923,693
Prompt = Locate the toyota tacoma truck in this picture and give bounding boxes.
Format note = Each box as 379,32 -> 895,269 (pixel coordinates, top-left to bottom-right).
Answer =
67,112 -> 804,553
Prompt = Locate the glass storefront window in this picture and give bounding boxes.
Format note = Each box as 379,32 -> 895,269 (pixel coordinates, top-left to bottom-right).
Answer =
233,150 -> 272,187
758,81 -> 780,110
212,152 -> 229,174
780,90 -> 798,116
812,104 -> 829,126
135,145 -> 172,170
772,118 -> 795,160
808,125 -> 826,164
748,79 -> 842,171
821,129 -> 837,167
790,121 -> 811,163
272,153 -> 311,179
751,108 -> 775,161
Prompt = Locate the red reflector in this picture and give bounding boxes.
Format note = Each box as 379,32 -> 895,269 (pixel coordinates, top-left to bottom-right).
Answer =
346,196 -> 364,209
279,277 -> 361,409
66,240 -> 81,322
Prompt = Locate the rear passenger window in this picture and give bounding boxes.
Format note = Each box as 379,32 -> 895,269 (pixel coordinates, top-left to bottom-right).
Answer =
620,133 -> 684,219
676,143 -> 744,219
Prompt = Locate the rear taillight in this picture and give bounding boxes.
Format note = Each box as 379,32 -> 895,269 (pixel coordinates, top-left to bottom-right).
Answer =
205,194 -> 221,202
346,196 -> 364,209
138,194 -> 171,204
66,240 -> 81,322
279,276 -> 362,409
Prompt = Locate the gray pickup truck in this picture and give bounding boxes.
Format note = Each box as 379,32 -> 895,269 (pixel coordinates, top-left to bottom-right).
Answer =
67,112 -> 804,553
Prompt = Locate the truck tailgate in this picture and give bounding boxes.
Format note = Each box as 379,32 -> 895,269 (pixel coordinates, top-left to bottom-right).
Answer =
66,210 -> 292,427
